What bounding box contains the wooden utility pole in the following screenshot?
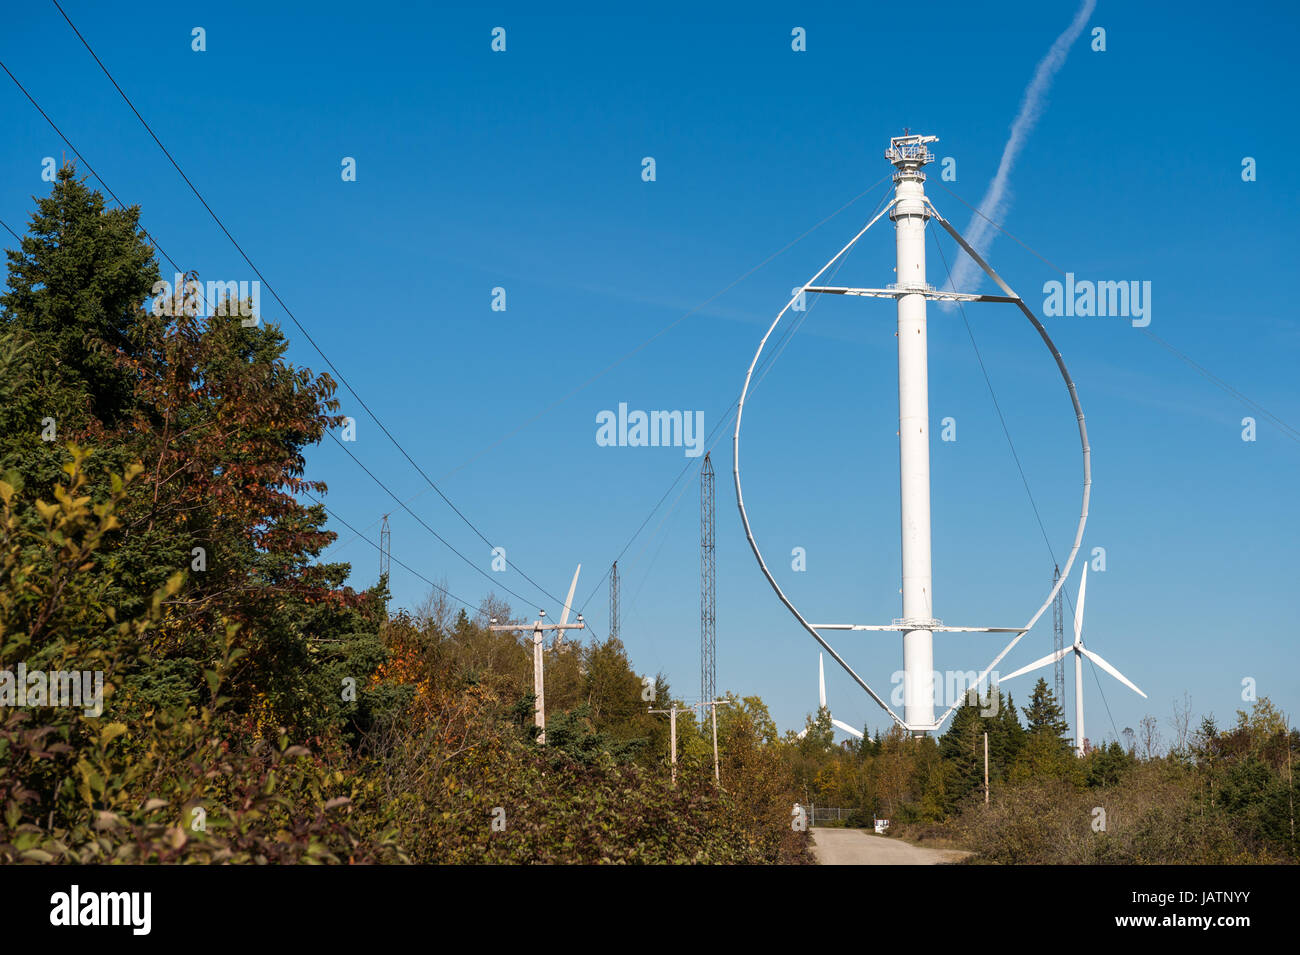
[695,699,733,785]
[983,731,990,806]
[490,610,584,744]
[649,702,688,785]
[1287,715,1295,856]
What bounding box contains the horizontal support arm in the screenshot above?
[810,624,1026,633]
[804,285,1018,304]
[489,622,586,632]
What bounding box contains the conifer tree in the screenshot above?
[1,165,157,433]
[1007,678,1076,781]
[1023,677,1071,743]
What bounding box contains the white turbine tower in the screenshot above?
[733,131,1094,739]
[798,654,865,740]
[1000,564,1145,756]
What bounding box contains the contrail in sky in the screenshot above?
[947,0,1096,293]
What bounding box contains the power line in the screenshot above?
[44,0,916,620]
[0,57,571,621]
[5,196,552,625]
[0,136,618,647]
[301,491,481,613]
[0,83,598,646]
[930,227,1057,561]
[43,3,568,614]
[576,182,892,623]
[317,178,896,564]
[0,282,565,628]
[436,182,900,483]
[0,61,218,319]
[2,204,499,621]
[322,428,543,611]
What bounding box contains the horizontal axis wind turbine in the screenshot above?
[1000,563,1145,756]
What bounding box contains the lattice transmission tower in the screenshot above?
[610,561,620,640]
[1052,564,1065,705]
[701,453,716,706]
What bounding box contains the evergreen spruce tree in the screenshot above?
[994,689,1026,766]
[939,695,985,807]
[0,165,158,495]
[1023,677,1071,742]
[1,164,157,431]
[0,168,386,735]
[1010,677,1076,780]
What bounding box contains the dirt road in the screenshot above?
[810,827,971,865]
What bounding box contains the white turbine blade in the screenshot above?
[819,653,827,710]
[558,564,581,627]
[1073,563,1088,645]
[1079,646,1147,699]
[797,727,809,740]
[1001,646,1071,682]
[831,718,864,739]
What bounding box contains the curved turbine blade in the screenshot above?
[1073,563,1088,645]
[1001,646,1071,682]
[1080,646,1146,698]
[819,653,826,710]
[831,718,865,739]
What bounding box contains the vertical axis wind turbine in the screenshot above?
[731,132,1093,736]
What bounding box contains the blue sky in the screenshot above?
[3,0,1297,745]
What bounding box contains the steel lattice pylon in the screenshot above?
[701,453,716,706]
[610,561,620,640]
[379,514,391,579]
[1053,564,1065,705]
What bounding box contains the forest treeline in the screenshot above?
[791,681,1297,864]
[0,168,807,863]
[1,169,1293,865]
